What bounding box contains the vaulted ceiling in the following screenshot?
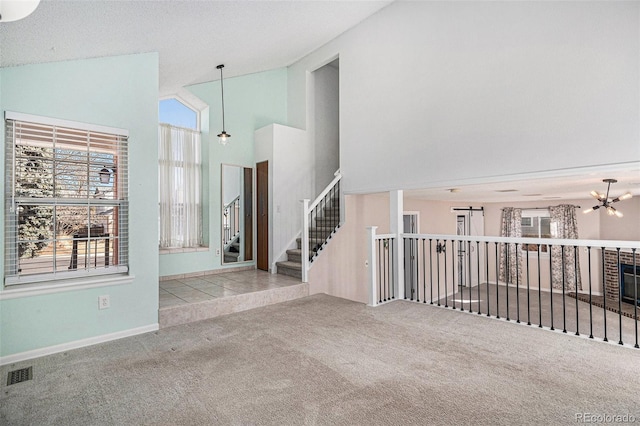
[2,1,638,203]
[0,0,392,96]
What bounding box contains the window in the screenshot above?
[159,98,198,130]
[4,112,129,285]
[158,98,202,249]
[521,209,552,253]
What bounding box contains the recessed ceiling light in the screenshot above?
[523,194,542,197]
[495,189,518,193]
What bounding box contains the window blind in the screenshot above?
[4,113,129,285]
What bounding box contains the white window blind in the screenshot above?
[4,112,129,285]
[158,123,202,248]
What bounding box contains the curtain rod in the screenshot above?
[501,205,581,210]
[451,207,484,212]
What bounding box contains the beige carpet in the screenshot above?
[2,294,640,425]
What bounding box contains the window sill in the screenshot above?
[159,246,209,255]
[0,274,134,300]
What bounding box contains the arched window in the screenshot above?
[159,98,198,130]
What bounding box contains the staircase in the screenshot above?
[223,236,241,263]
[276,190,341,279]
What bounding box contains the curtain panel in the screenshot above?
[159,124,203,248]
[549,205,581,291]
[499,208,522,285]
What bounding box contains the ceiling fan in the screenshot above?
[583,178,632,218]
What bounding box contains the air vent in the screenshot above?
[7,366,32,385]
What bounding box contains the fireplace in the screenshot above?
[621,264,640,306]
[604,250,640,302]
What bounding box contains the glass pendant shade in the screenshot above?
[218,131,230,146]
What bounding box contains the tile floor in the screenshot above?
[159,269,301,309]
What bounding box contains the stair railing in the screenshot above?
[301,170,342,282]
[223,195,240,249]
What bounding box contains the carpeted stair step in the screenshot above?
[314,216,340,226]
[276,261,302,279]
[224,252,239,262]
[296,237,328,250]
[286,249,302,263]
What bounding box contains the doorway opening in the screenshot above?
[453,207,485,288]
[403,213,419,300]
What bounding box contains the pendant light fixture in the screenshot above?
[583,178,632,218]
[216,64,231,146]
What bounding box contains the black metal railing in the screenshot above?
[223,196,240,248]
[376,236,395,304]
[370,232,640,349]
[307,179,340,262]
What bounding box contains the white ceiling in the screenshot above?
[404,166,640,204]
[0,0,391,96]
[2,0,639,204]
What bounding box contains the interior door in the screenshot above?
[256,161,269,271]
[456,209,485,287]
[243,167,253,261]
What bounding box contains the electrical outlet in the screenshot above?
[215,248,221,256]
[98,295,110,310]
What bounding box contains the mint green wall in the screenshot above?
[0,53,159,357]
[159,68,287,277]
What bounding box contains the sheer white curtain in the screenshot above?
[159,124,202,248]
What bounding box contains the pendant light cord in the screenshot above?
[219,65,226,132]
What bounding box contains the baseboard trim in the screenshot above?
[0,323,159,366]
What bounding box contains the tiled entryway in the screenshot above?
[159,269,308,328]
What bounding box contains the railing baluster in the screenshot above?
[506,242,510,321]
[437,239,441,306]
[386,239,390,302]
[588,247,593,339]
[444,240,449,308]
[477,241,481,315]
[390,238,395,300]
[562,245,567,334]
[416,238,420,302]
[617,248,623,345]
[385,239,389,302]
[574,246,579,336]
[422,238,426,304]
[451,239,456,310]
[633,248,638,349]
[538,244,542,328]
[516,243,520,323]
[378,239,382,304]
[526,246,531,326]
[495,243,500,319]
[549,245,554,331]
[429,239,433,304]
[486,242,490,317]
[602,247,608,342]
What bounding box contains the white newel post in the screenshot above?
[390,190,404,300]
[367,226,378,306]
[301,199,310,283]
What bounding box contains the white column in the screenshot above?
[301,199,310,283]
[390,190,404,300]
[367,226,378,306]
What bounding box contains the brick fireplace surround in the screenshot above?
[604,249,640,301]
